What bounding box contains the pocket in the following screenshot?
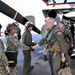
[65,43,70,51]
[5,51,17,67]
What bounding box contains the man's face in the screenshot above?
[59,23,64,29]
[45,19,53,29]
[28,26,33,31]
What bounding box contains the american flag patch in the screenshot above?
[57,32,62,35]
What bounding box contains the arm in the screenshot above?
[32,38,46,49]
[55,32,66,62]
[2,49,10,73]
[66,29,74,47]
[55,32,67,53]
[25,32,32,46]
[9,35,30,51]
[0,39,10,73]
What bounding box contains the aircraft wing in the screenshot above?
[0,1,41,34]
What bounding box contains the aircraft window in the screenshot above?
[42,0,75,4]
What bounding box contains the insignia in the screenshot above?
[57,32,62,35]
[14,33,17,36]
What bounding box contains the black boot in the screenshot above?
[44,55,48,61]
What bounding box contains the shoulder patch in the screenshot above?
[14,33,17,36]
[57,32,62,35]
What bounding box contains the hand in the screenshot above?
[71,43,74,47]
[5,66,10,74]
[30,47,35,51]
[32,44,39,49]
[61,56,66,62]
[32,42,36,45]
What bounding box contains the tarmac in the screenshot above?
[17,34,75,75]
[17,49,75,75]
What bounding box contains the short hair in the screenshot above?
[6,24,15,33]
[45,17,55,24]
[59,21,64,25]
[26,23,33,28]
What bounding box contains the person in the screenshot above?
[22,22,36,75]
[0,24,2,36]
[58,22,74,65]
[58,22,74,47]
[70,24,74,40]
[0,39,10,75]
[12,22,21,41]
[32,17,69,75]
[41,24,49,61]
[5,24,30,75]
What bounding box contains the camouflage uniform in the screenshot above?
[0,39,9,75]
[6,34,30,75]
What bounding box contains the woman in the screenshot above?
[5,23,30,75]
[0,39,10,75]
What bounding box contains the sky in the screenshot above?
[0,0,75,35]
[0,0,46,35]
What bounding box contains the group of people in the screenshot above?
[0,22,34,75]
[0,16,74,75]
[32,17,74,75]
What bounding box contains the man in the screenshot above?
[33,17,68,75]
[58,22,74,65]
[0,39,10,75]
[22,22,36,75]
[41,24,49,61]
[70,24,74,40]
[5,24,30,75]
[58,22,74,47]
[0,24,2,36]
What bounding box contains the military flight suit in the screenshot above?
[38,25,68,75]
[41,24,48,37]
[0,39,9,75]
[6,34,30,75]
[62,27,74,65]
[22,28,35,75]
[63,27,73,44]
[41,24,49,61]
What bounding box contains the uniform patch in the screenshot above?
[57,32,62,35]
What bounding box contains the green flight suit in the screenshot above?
[38,25,69,75]
[41,24,49,60]
[41,24,48,37]
[22,29,34,75]
[62,27,73,65]
[0,39,9,75]
[6,34,30,75]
